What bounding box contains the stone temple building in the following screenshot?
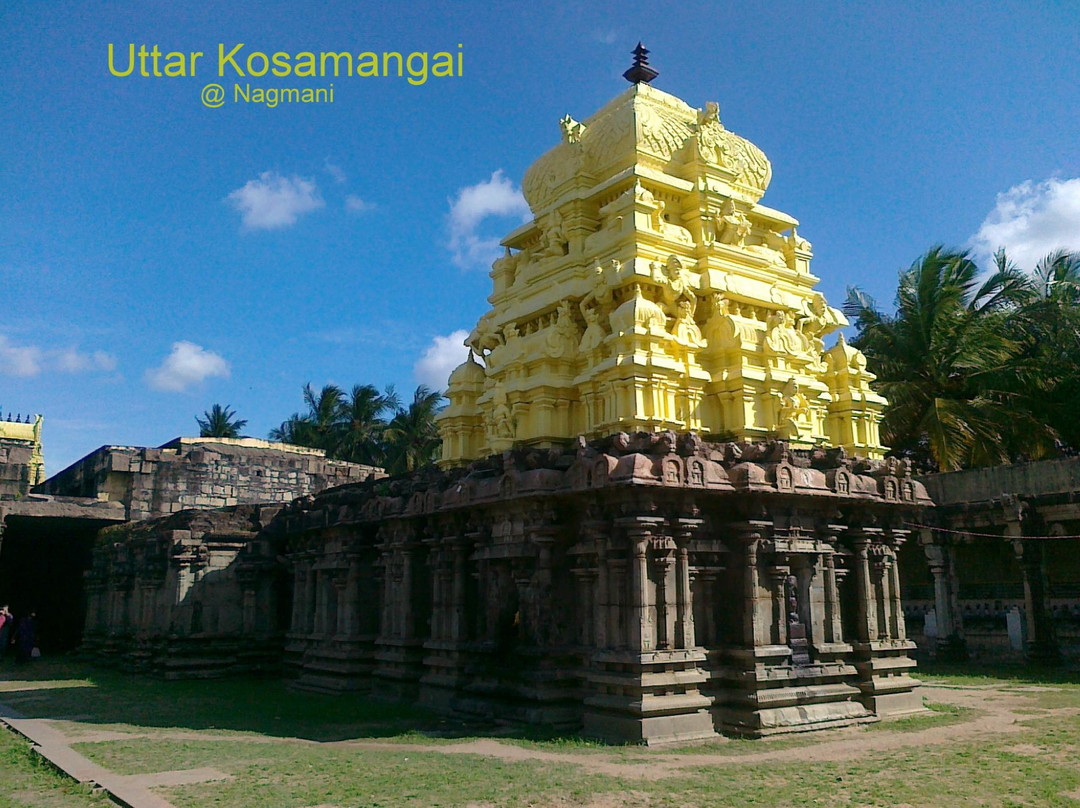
[277,51,931,744]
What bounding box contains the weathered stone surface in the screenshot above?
[36,437,385,522]
[272,434,930,743]
[904,457,1080,664]
[82,505,283,677]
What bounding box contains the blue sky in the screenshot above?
[3,1,1079,474]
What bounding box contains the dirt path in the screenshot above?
[337,685,1073,779]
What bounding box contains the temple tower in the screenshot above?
[440,58,886,466]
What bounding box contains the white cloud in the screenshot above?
[970,177,1080,269]
[145,341,230,392]
[447,170,530,270]
[594,29,619,45]
[225,171,324,230]
[345,194,374,214]
[55,348,117,373]
[324,160,347,184]
[414,330,470,392]
[0,336,117,378]
[0,336,43,377]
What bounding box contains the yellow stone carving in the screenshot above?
[0,414,45,485]
[439,82,886,465]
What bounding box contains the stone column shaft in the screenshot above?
[854,538,878,643]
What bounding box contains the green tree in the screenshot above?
[383,386,444,475]
[1007,249,1080,451]
[196,404,247,439]
[845,246,1054,471]
[338,384,401,466]
[269,383,345,452]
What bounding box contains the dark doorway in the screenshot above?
[0,515,112,653]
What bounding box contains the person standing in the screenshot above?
[0,606,11,659]
[14,611,35,663]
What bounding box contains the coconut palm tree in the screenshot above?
[338,384,401,466]
[269,383,346,453]
[845,246,1054,471]
[196,404,247,439]
[383,386,444,475]
[1006,249,1080,451]
[301,383,347,453]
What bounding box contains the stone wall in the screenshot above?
[36,437,385,521]
[0,438,37,499]
[905,458,1080,663]
[274,433,932,744]
[82,505,284,677]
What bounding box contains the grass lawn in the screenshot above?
[0,719,109,808]
[0,657,1078,807]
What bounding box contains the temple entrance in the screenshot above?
[0,514,117,653]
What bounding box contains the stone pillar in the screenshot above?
[621,517,664,652]
[607,557,626,649]
[654,549,674,650]
[872,555,890,640]
[594,548,609,649]
[676,546,694,649]
[824,552,843,644]
[852,535,878,643]
[740,524,770,648]
[290,564,306,633]
[921,532,964,657]
[888,538,908,641]
[344,555,361,637]
[572,563,595,647]
[531,527,557,647]
[449,541,469,642]
[333,572,348,636]
[304,563,317,634]
[673,519,699,650]
[1011,532,1060,664]
[400,545,415,639]
[767,565,790,645]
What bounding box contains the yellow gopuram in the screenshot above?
[439,58,886,466]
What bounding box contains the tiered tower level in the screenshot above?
[440,81,885,465]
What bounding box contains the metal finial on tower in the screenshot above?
[623,42,658,85]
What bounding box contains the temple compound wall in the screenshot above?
[900,457,1080,664]
[36,437,384,521]
[82,505,284,677]
[277,434,930,743]
[1,438,381,654]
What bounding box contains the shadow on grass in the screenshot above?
[0,656,523,743]
[918,660,1080,687]
[7,655,1075,749]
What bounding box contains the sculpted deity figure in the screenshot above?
[578,259,621,322]
[544,301,581,358]
[466,311,502,357]
[492,247,521,286]
[578,306,606,353]
[799,292,845,342]
[672,297,704,348]
[488,387,514,440]
[653,254,697,318]
[719,199,752,246]
[778,379,812,438]
[765,310,811,357]
[541,210,568,257]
